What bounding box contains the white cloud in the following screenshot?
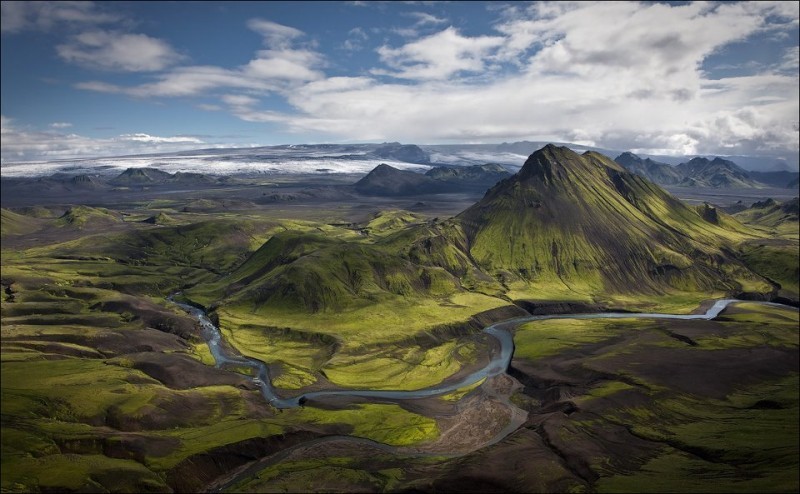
[375,27,504,80]
[1,115,13,134]
[1,1,119,33]
[0,117,211,162]
[342,27,368,51]
[117,133,204,144]
[247,18,304,48]
[404,11,447,26]
[221,94,260,107]
[777,46,799,71]
[196,103,222,111]
[267,1,794,161]
[24,3,800,165]
[49,122,73,128]
[75,19,322,97]
[244,49,324,81]
[57,30,184,72]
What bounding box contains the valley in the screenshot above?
[1,145,798,493]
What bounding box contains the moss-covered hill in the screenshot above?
[455,145,765,297]
[190,145,776,330]
[734,197,799,239]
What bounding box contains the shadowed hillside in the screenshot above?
[196,145,773,323]
[454,145,763,296]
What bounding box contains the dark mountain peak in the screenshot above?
[113,167,172,184]
[518,144,582,182]
[354,163,435,196]
[616,151,641,163]
[686,157,711,166]
[67,174,105,189]
[751,198,777,209]
[369,163,400,176]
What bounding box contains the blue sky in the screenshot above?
[1,1,798,166]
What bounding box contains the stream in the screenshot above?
[169,297,769,409]
[168,296,796,492]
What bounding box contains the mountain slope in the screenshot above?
[354,164,439,196]
[614,152,683,185]
[425,164,510,184]
[748,171,800,188]
[734,197,799,238]
[111,167,173,185]
[197,145,775,329]
[676,157,763,188]
[455,145,762,296]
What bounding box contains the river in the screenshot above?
[170,297,786,409]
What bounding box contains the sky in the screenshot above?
[1,1,798,168]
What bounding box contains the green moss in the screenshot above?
[288,403,438,446]
[230,457,388,493]
[514,318,643,361]
[575,381,635,404]
[440,377,485,401]
[1,454,167,493]
[738,241,799,297]
[322,340,465,391]
[600,374,799,493]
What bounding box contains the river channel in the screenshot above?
[170,297,776,409]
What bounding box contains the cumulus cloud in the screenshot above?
[11,3,799,165]
[57,30,185,72]
[272,1,795,161]
[75,19,322,97]
[375,27,504,80]
[49,122,73,128]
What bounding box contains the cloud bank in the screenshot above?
[2,1,798,164]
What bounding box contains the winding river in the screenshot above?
[170,297,784,410]
[168,296,798,492]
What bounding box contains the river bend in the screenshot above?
[170,297,782,409]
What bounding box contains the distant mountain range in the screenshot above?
[3,139,796,180]
[614,152,799,189]
[200,144,781,317]
[354,163,511,196]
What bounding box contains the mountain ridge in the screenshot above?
[195,144,773,318]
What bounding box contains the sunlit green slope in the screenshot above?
[454,144,765,297]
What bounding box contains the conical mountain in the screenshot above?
[456,145,760,294]
[195,145,773,319]
[354,164,438,196]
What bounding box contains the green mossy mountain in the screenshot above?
[1,208,43,236]
[734,197,799,238]
[197,145,772,318]
[453,145,762,295]
[57,205,121,229]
